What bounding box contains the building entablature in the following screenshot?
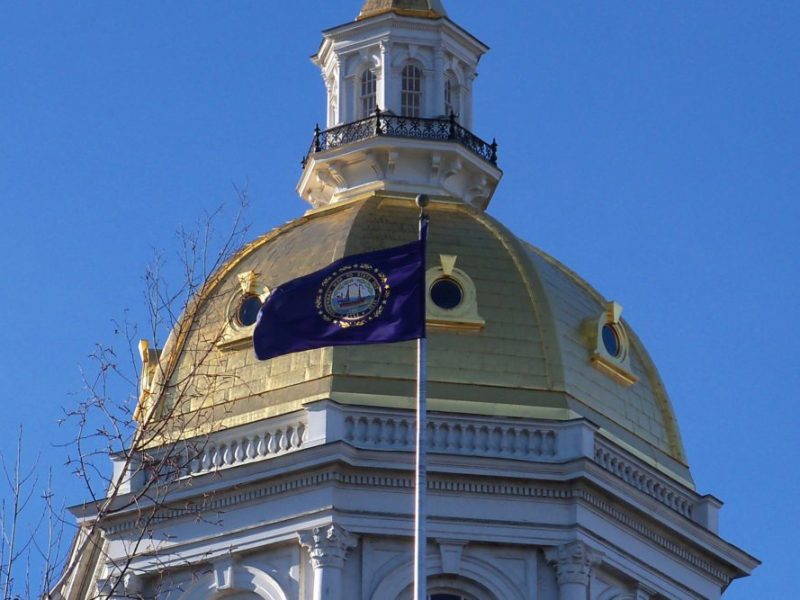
[80,402,756,590]
[83,469,755,600]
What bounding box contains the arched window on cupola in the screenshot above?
[360,69,377,118]
[444,73,460,119]
[401,64,423,117]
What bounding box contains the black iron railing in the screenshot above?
[302,109,498,168]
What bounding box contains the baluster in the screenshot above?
[385,419,396,447]
[500,427,517,454]
[450,424,461,452]
[477,426,488,452]
[290,426,301,449]
[532,431,542,455]
[356,417,368,444]
[279,429,290,452]
[519,429,530,456]
[545,431,556,456]
[223,444,234,466]
[398,419,409,447]
[463,425,475,452]
[212,446,223,468]
[234,439,245,463]
[256,433,267,457]
[488,427,501,453]
[371,418,383,445]
[200,448,212,471]
[432,423,443,450]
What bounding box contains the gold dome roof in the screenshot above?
[144,194,690,485]
[358,0,447,20]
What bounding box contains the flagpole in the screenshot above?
[414,194,430,600]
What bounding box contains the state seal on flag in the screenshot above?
[316,263,390,328]
[254,237,424,361]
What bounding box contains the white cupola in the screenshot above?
[297,0,503,210]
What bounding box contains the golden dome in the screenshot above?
[357,0,447,20]
[142,194,690,486]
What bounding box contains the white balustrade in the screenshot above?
[343,414,559,460]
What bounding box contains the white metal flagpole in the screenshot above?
[414,194,430,600]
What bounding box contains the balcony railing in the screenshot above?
[302,109,498,168]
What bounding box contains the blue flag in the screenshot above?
[253,235,426,361]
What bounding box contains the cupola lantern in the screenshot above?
[297,0,503,210]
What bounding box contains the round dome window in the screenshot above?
[602,324,621,357]
[430,277,463,310]
[236,294,263,327]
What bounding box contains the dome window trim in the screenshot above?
[584,301,638,387]
[425,254,484,331]
[217,270,271,351]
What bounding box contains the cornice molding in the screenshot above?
[102,467,734,584]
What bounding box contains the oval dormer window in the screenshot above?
[236,294,263,327]
[430,277,463,310]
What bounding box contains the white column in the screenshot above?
[324,74,337,128]
[384,44,398,114]
[433,49,445,115]
[378,42,390,111]
[463,68,476,129]
[334,58,348,124]
[545,541,602,600]
[299,523,357,600]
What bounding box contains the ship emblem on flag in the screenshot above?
[253,230,427,361]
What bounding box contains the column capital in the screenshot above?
[299,523,358,570]
[544,540,603,586]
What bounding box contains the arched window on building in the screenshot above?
[401,64,422,117]
[444,74,460,118]
[394,573,498,600]
[361,70,377,118]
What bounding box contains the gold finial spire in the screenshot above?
[357,0,447,20]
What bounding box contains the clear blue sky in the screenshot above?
[1,2,797,598]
